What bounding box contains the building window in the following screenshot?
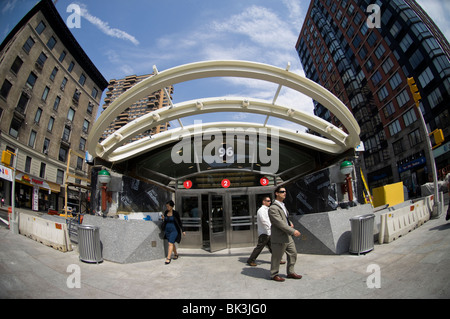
[87,102,93,114]
[10,56,23,74]
[396,89,410,108]
[371,71,382,86]
[22,37,35,54]
[392,139,404,155]
[382,101,395,118]
[26,72,38,89]
[408,129,422,146]
[79,137,86,151]
[58,50,66,63]
[53,96,61,111]
[50,67,58,81]
[56,169,64,184]
[16,93,29,113]
[374,43,386,60]
[91,87,98,99]
[79,74,86,86]
[68,61,75,73]
[390,21,402,38]
[36,52,48,69]
[399,33,413,52]
[76,157,83,170]
[403,108,417,127]
[25,156,32,173]
[382,57,394,74]
[35,21,46,34]
[62,126,71,142]
[34,108,42,124]
[29,130,37,148]
[82,119,90,133]
[41,86,50,101]
[433,55,450,77]
[388,119,402,137]
[72,89,81,103]
[418,67,434,88]
[428,87,443,108]
[409,49,424,70]
[0,79,12,99]
[39,162,46,179]
[47,117,54,132]
[43,138,50,154]
[60,77,68,91]
[367,32,378,47]
[389,72,402,91]
[9,118,21,138]
[67,108,75,121]
[46,36,57,50]
[58,147,68,162]
[377,86,389,102]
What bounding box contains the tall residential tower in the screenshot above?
[296,0,450,195]
[101,74,173,142]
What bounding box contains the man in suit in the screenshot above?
[268,186,302,282]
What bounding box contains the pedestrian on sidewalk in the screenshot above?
[161,200,185,264]
[268,186,302,282]
[247,196,286,266]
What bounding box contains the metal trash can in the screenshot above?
[349,213,375,255]
[77,224,102,264]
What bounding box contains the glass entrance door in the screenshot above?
[230,194,255,247]
[177,188,274,252]
[203,194,227,252]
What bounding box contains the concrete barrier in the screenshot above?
[379,195,432,244]
[18,212,72,252]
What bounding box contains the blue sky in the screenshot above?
[1,0,450,131]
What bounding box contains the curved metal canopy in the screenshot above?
[88,60,360,163]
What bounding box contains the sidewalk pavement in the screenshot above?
[0,204,449,299]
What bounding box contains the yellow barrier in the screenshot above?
[372,182,405,208]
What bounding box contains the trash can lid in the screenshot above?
[77,224,99,230]
[350,213,375,220]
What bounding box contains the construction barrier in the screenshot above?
[372,182,405,208]
[379,195,433,244]
[18,213,72,252]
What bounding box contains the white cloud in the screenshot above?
[212,5,297,51]
[1,0,18,14]
[99,1,315,119]
[77,3,139,46]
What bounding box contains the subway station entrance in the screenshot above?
[178,188,273,252]
[88,61,361,254]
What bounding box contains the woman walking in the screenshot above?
[161,200,185,264]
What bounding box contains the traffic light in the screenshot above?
[1,150,11,166]
[407,77,421,107]
[430,129,445,149]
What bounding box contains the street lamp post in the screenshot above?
[98,169,111,213]
[340,160,354,204]
[407,77,441,218]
